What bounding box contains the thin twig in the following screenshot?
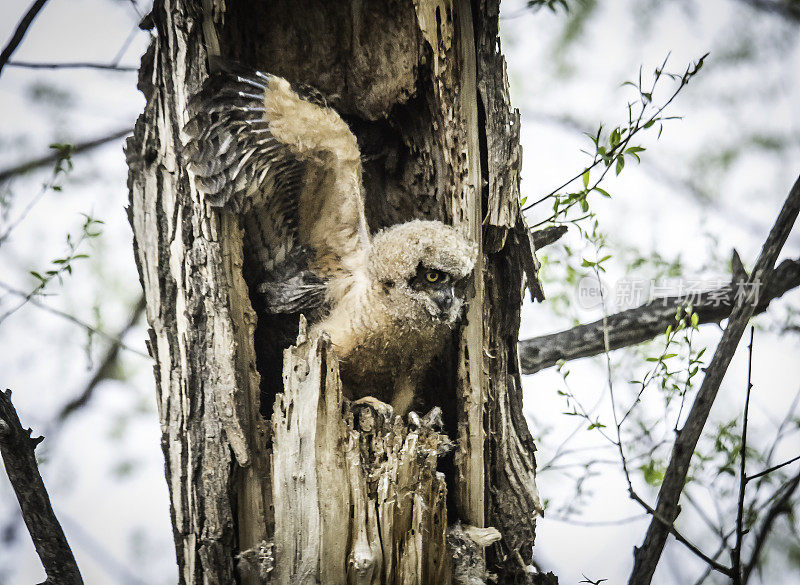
[628,490,733,577]
[0,282,149,358]
[596,250,732,576]
[0,0,50,77]
[746,454,800,482]
[683,490,726,542]
[523,54,705,222]
[0,127,132,183]
[6,61,138,72]
[0,180,50,246]
[57,296,148,420]
[0,389,84,584]
[742,469,800,584]
[549,514,647,527]
[765,384,800,465]
[628,174,800,585]
[691,470,800,585]
[732,327,755,584]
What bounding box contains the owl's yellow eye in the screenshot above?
[425,270,440,283]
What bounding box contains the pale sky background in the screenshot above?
[0,1,798,584]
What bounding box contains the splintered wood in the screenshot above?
[271,320,452,585]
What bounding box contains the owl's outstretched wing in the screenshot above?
[183,60,370,313]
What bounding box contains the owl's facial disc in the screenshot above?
[409,266,462,323]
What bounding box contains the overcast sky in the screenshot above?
[0,1,798,584]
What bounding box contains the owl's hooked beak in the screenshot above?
[431,285,457,320]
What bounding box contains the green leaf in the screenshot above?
[640,461,665,486]
[625,146,644,163]
[691,313,699,327]
[615,155,625,175]
[594,187,611,198]
[582,169,590,188]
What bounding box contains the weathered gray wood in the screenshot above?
[127,3,261,583]
[474,2,545,579]
[272,321,454,584]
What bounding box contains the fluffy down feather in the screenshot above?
[184,61,478,415]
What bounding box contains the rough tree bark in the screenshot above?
[127,0,544,583]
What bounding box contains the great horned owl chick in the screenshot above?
[184,60,477,415]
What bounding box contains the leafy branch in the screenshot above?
[0,142,76,248]
[522,53,708,229]
[0,213,104,326]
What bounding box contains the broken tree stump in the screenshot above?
[271,319,459,584]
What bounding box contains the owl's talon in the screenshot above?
[421,406,444,431]
[408,407,444,432]
[353,396,394,421]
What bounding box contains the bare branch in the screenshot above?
[732,327,755,584]
[519,257,800,374]
[0,282,149,358]
[746,453,800,482]
[57,296,147,420]
[742,469,800,584]
[6,61,138,71]
[0,0,50,77]
[628,174,800,585]
[0,127,132,184]
[628,489,733,577]
[0,389,83,585]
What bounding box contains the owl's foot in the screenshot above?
[408,407,453,455]
[408,406,444,432]
[353,395,394,417]
[352,396,395,432]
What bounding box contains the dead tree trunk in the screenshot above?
[127,0,544,583]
